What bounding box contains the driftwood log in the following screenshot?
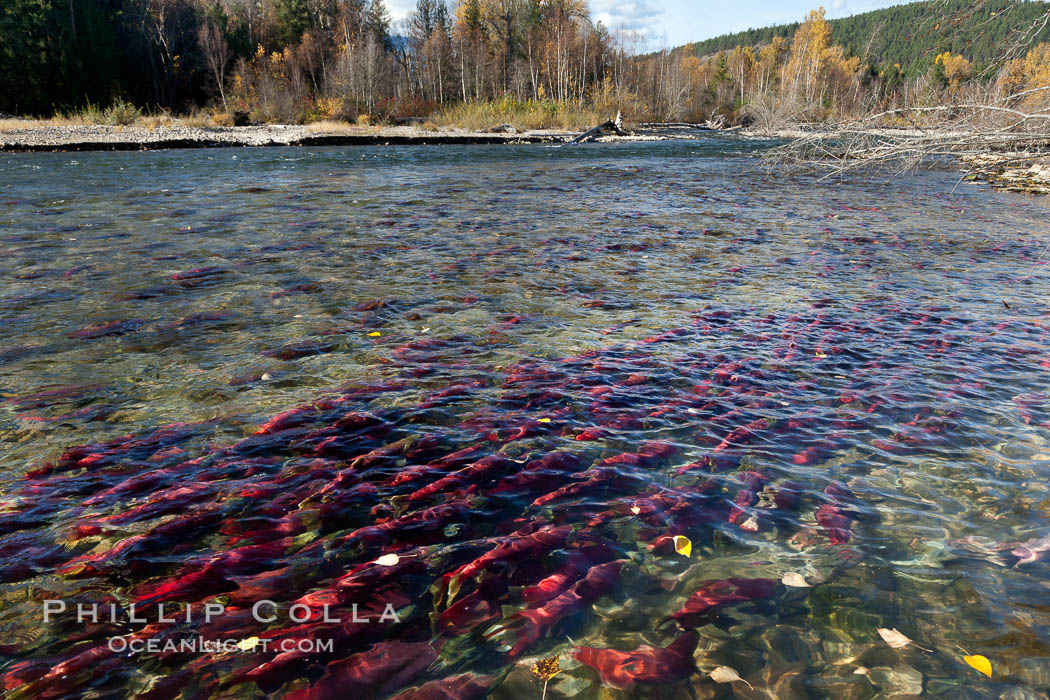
[568,112,626,144]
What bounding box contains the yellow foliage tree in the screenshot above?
[1020,42,1050,110]
[997,57,1026,97]
[755,35,787,94]
[934,51,972,92]
[727,45,755,103]
[820,45,863,114]
[783,7,832,105]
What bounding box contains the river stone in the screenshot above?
[867,665,924,696]
[925,677,975,697]
[1000,687,1050,700]
[1016,658,1050,689]
[760,626,824,666]
[549,673,593,698]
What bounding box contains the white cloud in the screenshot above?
[386,0,416,23]
[832,0,846,8]
[385,0,665,38]
[590,0,664,36]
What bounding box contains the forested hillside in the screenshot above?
[678,0,1050,76]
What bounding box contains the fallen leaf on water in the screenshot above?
[537,418,552,423]
[630,505,641,515]
[964,654,992,678]
[782,572,811,588]
[531,655,560,681]
[877,628,911,649]
[672,535,692,557]
[446,574,463,605]
[367,331,382,337]
[374,553,400,566]
[876,627,930,651]
[710,666,753,690]
[815,352,828,358]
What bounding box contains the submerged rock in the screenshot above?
[866,665,924,696]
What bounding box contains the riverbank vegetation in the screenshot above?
[1,1,1049,134]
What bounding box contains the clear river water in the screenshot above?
[1,139,1049,699]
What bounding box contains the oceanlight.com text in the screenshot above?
[107,636,334,655]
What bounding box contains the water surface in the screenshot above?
[1,139,1049,698]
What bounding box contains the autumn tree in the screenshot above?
[999,42,1050,111]
[199,20,232,109]
[754,35,787,95]
[783,7,831,106]
[933,51,972,92]
[726,45,754,104]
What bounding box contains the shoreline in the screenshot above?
[960,152,1050,195]
[0,123,692,152]
[0,124,566,151]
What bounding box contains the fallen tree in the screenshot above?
[763,87,1050,181]
[568,112,626,144]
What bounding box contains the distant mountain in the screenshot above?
[674,0,1050,76]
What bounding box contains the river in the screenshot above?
[1,139,1049,698]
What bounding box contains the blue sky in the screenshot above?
[589,0,915,47]
[387,0,914,50]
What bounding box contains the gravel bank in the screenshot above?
[0,124,574,151]
[961,153,1050,195]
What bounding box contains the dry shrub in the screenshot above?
[305,121,365,133]
[430,97,629,132]
[103,99,141,126]
[0,118,52,129]
[135,114,174,130]
[179,112,214,128]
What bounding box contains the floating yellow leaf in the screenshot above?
[964,654,992,677]
[367,331,382,337]
[630,505,641,515]
[446,573,463,606]
[374,553,399,566]
[531,655,560,681]
[537,418,552,423]
[672,535,692,557]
